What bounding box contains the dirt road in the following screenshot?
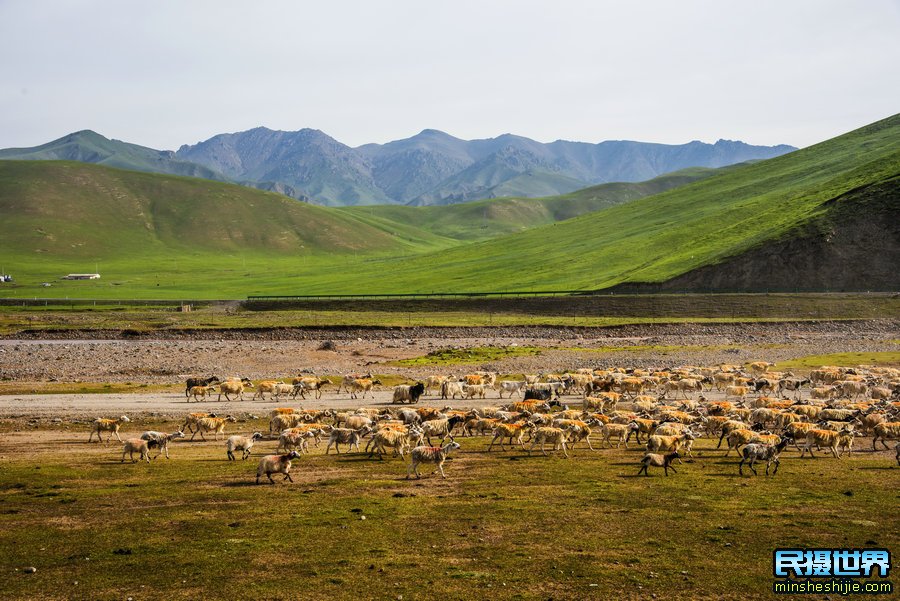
[0,389,451,420]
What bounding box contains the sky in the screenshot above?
[1,0,898,151]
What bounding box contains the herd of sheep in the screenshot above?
[89,361,900,482]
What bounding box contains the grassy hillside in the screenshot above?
[342,167,721,242]
[0,113,896,298]
[314,113,900,293]
[0,161,458,258]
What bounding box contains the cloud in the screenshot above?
[1,0,898,150]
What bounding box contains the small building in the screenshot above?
[62,273,101,280]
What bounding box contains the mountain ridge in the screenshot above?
[1,127,796,206]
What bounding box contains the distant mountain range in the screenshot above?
[0,128,796,206]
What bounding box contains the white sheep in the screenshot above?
[256,451,302,484]
[226,432,264,460]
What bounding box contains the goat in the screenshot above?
[527,426,573,458]
[406,442,461,479]
[89,415,130,443]
[739,438,790,476]
[185,376,220,397]
[139,430,185,459]
[336,373,373,394]
[551,419,596,451]
[181,412,215,434]
[638,451,680,476]
[190,415,237,441]
[646,432,695,455]
[271,383,296,399]
[252,380,280,401]
[463,384,488,400]
[423,375,449,397]
[601,422,638,448]
[348,378,382,400]
[269,412,305,434]
[291,376,332,400]
[723,428,755,457]
[392,382,426,404]
[188,385,216,401]
[487,422,528,451]
[800,428,855,458]
[872,422,900,450]
[497,380,526,399]
[217,378,253,402]
[421,415,463,446]
[325,426,371,454]
[441,380,465,400]
[626,418,659,444]
[368,427,423,459]
[464,417,501,437]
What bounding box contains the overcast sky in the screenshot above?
[1,0,898,151]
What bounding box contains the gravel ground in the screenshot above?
[0,319,896,420]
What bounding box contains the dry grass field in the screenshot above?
[0,414,898,600]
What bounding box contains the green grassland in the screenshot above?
[0,114,897,299]
[0,426,897,600]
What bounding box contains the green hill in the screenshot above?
[306,114,899,294]
[0,161,460,297]
[341,166,722,242]
[0,160,457,258]
[0,113,896,299]
[319,114,897,293]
